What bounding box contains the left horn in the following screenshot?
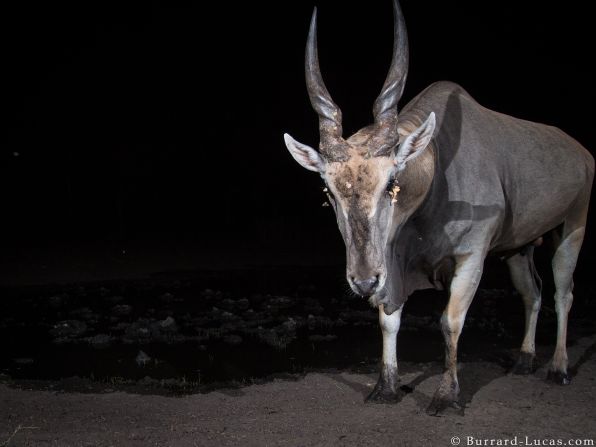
[372,0,409,153]
[305,7,348,159]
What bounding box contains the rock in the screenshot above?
[303,297,324,315]
[210,307,222,319]
[201,289,222,299]
[307,314,334,330]
[223,334,243,346]
[249,294,266,307]
[125,319,155,340]
[336,318,347,327]
[13,358,34,365]
[88,334,113,349]
[50,320,87,338]
[108,295,125,304]
[191,316,210,328]
[159,292,174,302]
[221,311,237,322]
[159,316,178,332]
[220,298,236,311]
[110,322,129,332]
[135,351,152,367]
[258,330,285,349]
[266,296,294,311]
[111,304,133,316]
[243,309,258,320]
[47,295,66,308]
[219,297,250,312]
[282,318,297,332]
[236,298,250,311]
[257,323,297,350]
[139,375,157,386]
[161,378,180,388]
[69,307,96,321]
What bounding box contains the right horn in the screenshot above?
[372,0,409,153]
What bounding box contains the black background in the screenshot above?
[3,1,594,284]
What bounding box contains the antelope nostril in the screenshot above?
[352,275,380,296]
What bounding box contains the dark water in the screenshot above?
[1,266,594,394]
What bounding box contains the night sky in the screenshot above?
[3,1,594,284]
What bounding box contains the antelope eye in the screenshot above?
[386,177,401,204]
[386,177,396,192]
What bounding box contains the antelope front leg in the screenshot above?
[366,304,403,403]
[427,254,484,415]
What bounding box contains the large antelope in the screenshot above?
[283,0,593,413]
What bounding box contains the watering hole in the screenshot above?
[1,266,594,395]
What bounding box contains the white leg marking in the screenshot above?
[379,305,402,370]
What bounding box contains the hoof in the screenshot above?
[366,379,403,403]
[512,352,535,375]
[365,377,402,404]
[426,396,461,416]
[366,387,400,404]
[366,366,401,404]
[547,370,571,385]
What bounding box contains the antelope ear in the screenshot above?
[284,133,326,173]
[394,112,436,169]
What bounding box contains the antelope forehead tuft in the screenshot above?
[328,156,392,202]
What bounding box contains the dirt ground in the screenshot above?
[1,334,595,447]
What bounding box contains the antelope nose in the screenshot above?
[352,276,380,296]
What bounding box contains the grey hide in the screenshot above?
[283,0,594,414]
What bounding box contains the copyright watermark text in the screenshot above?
[450,436,594,446]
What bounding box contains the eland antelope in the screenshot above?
[283,0,594,413]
